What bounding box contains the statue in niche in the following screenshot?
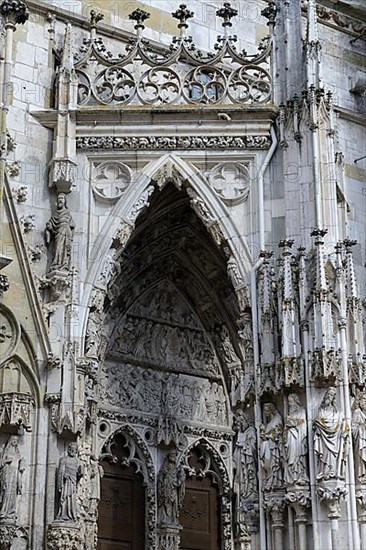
[89,454,103,518]
[56,442,84,522]
[0,436,25,521]
[157,449,186,528]
[283,394,309,486]
[313,387,348,482]
[218,325,241,366]
[233,410,258,501]
[352,391,366,484]
[260,403,283,491]
[45,193,75,272]
[227,256,244,288]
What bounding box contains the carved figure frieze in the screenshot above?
[260,403,284,492]
[98,363,228,428]
[45,193,75,273]
[0,436,25,522]
[157,450,186,528]
[109,311,220,377]
[283,394,309,486]
[76,135,271,151]
[313,387,348,482]
[55,443,84,523]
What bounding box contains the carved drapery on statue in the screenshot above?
[313,387,348,482]
[0,436,24,522]
[233,410,258,500]
[283,394,309,486]
[56,443,83,523]
[157,450,186,528]
[352,391,366,484]
[45,193,75,273]
[260,403,283,492]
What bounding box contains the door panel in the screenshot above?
[97,463,145,550]
[180,476,220,550]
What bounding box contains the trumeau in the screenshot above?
[0,1,365,549]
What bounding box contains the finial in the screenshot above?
[216,2,238,28]
[311,228,328,245]
[0,0,29,27]
[172,4,194,33]
[90,10,104,28]
[261,1,277,27]
[129,8,150,31]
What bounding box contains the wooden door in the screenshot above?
[180,476,221,550]
[97,461,145,550]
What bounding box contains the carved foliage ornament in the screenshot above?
[77,135,271,151]
[0,0,29,26]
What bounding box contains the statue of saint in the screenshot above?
[157,449,185,528]
[0,436,25,521]
[233,411,258,500]
[45,193,75,272]
[56,442,83,522]
[284,394,309,486]
[89,455,103,518]
[352,391,366,484]
[313,387,348,482]
[260,402,283,491]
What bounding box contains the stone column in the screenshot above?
[286,489,311,550]
[265,492,286,550]
[356,488,366,550]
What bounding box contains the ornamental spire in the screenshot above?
[129,8,150,39]
[172,4,194,38]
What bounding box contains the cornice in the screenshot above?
[302,0,366,38]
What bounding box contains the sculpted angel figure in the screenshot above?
[233,410,258,500]
[313,387,348,482]
[352,391,366,483]
[284,394,309,486]
[260,402,283,491]
[157,449,186,528]
[56,442,83,522]
[0,436,25,521]
[45,193,75,272]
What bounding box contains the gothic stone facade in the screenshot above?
[0,0,365,549]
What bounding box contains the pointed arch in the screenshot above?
[81,153,253,331]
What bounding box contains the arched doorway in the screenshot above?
[97,433,145,550]
[88,183,249,548]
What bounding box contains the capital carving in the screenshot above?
[0,0,29,27]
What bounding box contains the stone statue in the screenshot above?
[260,403,283,491]
[45,193,75,272]
[352,391,366,484]
[233,410,258,500]
[56,442,83,522]
[0,436,24,521]
[313,387,348,482]
[89,455,103,518]
[157,449,185,528]
[283,394,309,486]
